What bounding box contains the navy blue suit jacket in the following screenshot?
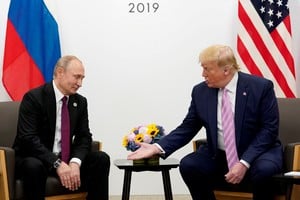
[158,72,282,166]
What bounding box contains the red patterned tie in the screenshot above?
[221,89,239,170]
[61,96,70,162]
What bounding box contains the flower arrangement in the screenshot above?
[122,123,165,152]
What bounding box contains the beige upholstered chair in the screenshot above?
[0,101,101,200]
[193,98,300,200]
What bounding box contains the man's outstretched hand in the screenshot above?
[127,142,160,160]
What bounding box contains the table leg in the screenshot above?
[161,169,173,200]
[286,183,293,200]
[122,170,132,200]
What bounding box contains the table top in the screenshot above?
[273,173,300,184]
[114,157,179,172]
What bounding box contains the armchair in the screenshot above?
[0,101,102,200]
[193,98,300,200]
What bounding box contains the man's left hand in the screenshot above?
[224,162,248,184]
[69,162,81,191]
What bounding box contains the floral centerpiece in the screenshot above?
[122,123,165,152]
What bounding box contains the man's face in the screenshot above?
[201,61,226,88]
[57,60,85,95]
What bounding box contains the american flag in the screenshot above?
[237,0,296,97]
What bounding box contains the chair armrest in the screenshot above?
[284,143,300,171]
[193,139,207,152]
[0,147,15,200]
[91,141,102,151]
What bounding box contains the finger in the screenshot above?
[62,176,72,188]
[61,176,68,186]
[75,178,81,188]
[71,178,80,190]
[66,178,72,188]
[71,178,81,191]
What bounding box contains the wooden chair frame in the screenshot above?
[0,137,102,200]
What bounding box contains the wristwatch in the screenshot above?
[53,158,62,169]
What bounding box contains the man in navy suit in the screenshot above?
[13,55,110,200]
[128,45,283,200]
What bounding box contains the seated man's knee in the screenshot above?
[180,155,198,175]
[250,159,281,182]
[86,151,110,171]
[22,157,47,175]
[96,151,110,166]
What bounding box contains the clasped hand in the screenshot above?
[225,162,247,184]
[57,161,81,191]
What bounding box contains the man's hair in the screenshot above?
[53,55,82,77]
[199,44,240,70]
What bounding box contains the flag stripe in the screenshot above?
[271,28,294,76]
[237,0,296,98]
[3,20,44,101]
[237,36,263,76]
[274,18,295,75]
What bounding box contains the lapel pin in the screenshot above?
[73,102,77,107]
[243,92,247,96]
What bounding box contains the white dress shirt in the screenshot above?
[217,73,249,168]
[52,81,81,166]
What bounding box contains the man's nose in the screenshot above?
[77,79,83,87]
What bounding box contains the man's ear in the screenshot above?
[223,66,229,75]
[56,66,64,76]
[223,65,232,75]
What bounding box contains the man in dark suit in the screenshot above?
[128,45,283,200]
[13,55,110,200]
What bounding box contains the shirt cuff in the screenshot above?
[70,158,82,167]
[153,143,166,156]
[240,159,250,168]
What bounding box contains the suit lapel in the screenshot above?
[44,83,57,140]
[208,88,219,151]
[235,72,248,147]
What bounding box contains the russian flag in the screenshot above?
[2,0,61,101]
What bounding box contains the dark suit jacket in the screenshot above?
[158,72,282,166]
[13,82,92,169]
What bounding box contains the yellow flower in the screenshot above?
[122,135,128,147]
[134,133,144,143]
[147,123,159,138]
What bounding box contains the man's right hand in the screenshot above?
[57,161,78,191]
[127,142,161,160]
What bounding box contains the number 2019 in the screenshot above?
[128,3,159,13]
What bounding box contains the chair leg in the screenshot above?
[0,150,10,200]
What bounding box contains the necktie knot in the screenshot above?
[222,88,229,102]
[62,96,68,104]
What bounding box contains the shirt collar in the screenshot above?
[52,80,67,103]
[224,72,238,93]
